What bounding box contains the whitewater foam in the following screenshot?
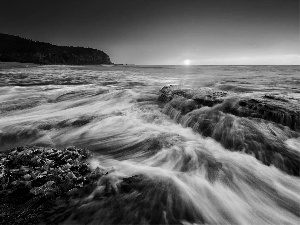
[0,64,299,224]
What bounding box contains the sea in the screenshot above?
[0,63,299,224]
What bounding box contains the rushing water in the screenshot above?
[0,64,299,224]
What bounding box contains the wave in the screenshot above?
[0,65,299,224]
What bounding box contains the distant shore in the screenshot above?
[0,33,112,65]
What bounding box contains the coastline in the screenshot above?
[0,146,109,224]
[0,64,299,224]
[158,85,300,176]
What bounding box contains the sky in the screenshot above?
[0,0,299,65]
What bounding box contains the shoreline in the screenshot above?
[158,85,300,176]
[0,146,111,224]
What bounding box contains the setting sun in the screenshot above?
[184,59,191,65]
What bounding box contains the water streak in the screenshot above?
[0,64,299,224]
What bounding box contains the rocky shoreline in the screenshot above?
[0,146,108,224]
[159,86,300,131]
[0,146,192,225]
[158,85,300,176]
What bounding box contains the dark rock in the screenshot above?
[31,175,47,187]
[30,181,56,196]
[0,145,105,224]
[23,174,31,181]
[159,85,300,131]
[158,86,300,176]
[67,188,79,197]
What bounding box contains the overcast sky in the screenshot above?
[0,0,299,65]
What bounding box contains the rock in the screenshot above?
[25,181,32,188]
[10,180,19,186]
[88,167,103,180]
[59,178,73,192]
[67,188,79,197]
[31,175,47,187]
[0,145,107,224]
[23,174,31,181]
[158,85,300,131]
[30,157,39,166]
[30,181,56,196]
[63,163,71,170]
[158,86,300,176]
[67,171,76,180]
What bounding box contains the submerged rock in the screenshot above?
[60,174,206,225]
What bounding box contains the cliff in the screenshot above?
[0,33,112,65]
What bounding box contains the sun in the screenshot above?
[184,59,191,65]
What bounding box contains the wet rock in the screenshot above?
[159,85,300,176]
[67,188,79,197]
[30,181,56,196]
[0,145,106,224]
[159,85,300,131]
[62,163,72,170]
[59,178,74,192]
[31,175,47,187]
[23,174,31,181]
[67,171,77,180]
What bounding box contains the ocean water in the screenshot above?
[0,64,299,224]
